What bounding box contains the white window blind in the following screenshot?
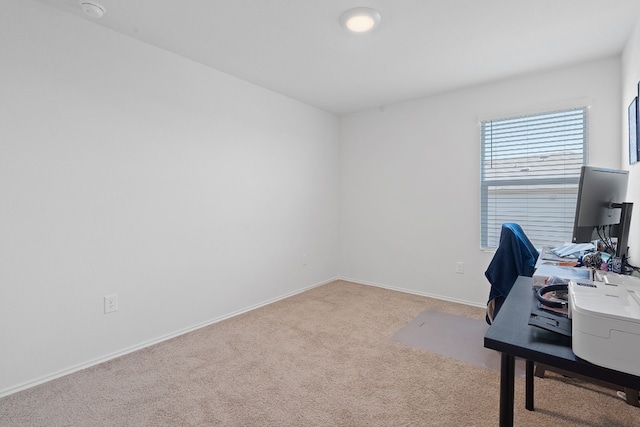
[480,107,587,249]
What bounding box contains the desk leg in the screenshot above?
[623,388,639,407]
[499,352,515,427]
[525,360,534,411]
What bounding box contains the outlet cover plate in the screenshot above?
[104,294,118,314]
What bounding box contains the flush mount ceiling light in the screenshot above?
[340,7,381,33]
[80,2,106,19]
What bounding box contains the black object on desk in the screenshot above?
[528,304,571,337]
[484,276,640,427]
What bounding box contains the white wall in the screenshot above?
[0,0,339,396]
[622,15,640,268]
[339,58,622,306]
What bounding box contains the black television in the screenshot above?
[572,166,633,263]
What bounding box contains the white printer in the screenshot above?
[568,274,640,376]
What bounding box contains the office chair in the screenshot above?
[485,223,539,324]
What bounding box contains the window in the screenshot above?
[480,107,587,249]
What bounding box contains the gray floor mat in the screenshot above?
[393,309,526,377]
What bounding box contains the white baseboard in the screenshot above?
[337,276,486,309]
[0,277,338,399]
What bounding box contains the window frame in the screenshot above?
[480,107,588,250]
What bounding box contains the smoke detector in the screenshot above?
[80,2,105,18]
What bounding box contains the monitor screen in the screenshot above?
[572,166,631,259]
[574,166,628,228]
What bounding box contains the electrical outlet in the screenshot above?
[302,254,308,266]
[104,294,118,314]
[455,262,464,274]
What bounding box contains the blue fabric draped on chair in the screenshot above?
[485,223,539,324]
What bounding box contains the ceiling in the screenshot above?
[34,0,640,115]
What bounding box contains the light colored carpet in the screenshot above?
[1,280,638,426]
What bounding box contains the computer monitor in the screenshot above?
[572,166,633,262]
